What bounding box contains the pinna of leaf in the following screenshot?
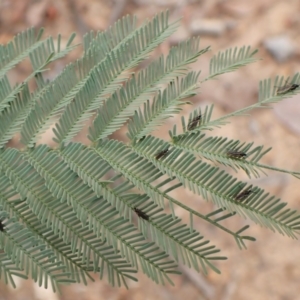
[226,149,248,159]
[187,114,202,131]
[133,207,149,221]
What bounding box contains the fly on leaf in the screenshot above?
[187,114,202,131]
[155,148,169,160]
[138,136,146,143]
[276,83,299,95]
[235,188,255,201]
[226,150,247,159]
[0,220,5,232]
[134,207,149,221]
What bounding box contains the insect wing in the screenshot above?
[235,189,253,201]
[276,84,299,95]
[155,149,169,160]
[187,120,198,131]
[187,114,202,131]
[227,150,247,159]
[134,207,149,221]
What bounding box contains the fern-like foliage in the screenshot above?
[0,11,300,292]
[170,130,271,178]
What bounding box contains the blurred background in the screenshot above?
[1,0,300,299]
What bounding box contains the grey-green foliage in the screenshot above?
[0,11,300,292]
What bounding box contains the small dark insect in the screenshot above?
[155,148,169,160]
[34,71,42,79]
[134,207,149,221]
[235,189,254,201]
[276,83,299,95]
[226,150,247,159]
[138,136,146,143]
[0,220,5,232]
[187,114,202,131]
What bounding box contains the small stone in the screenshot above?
[264,36,295,62]
[190,19,228,36]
